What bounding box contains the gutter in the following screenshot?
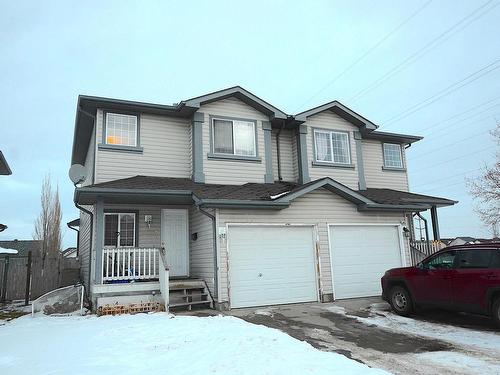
[194,205,219,301]
[358,203,431,212]
[73,199,93,309]
[66,221,80,257]
[276,120,286,181]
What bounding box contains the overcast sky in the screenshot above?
[1,0,499,248]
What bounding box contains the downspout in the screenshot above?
[276,120,286,181]
[73,191,93,309]
[415,212,431,254]
[67,221,80,257]
[196,204,218,301]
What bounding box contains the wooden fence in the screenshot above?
[0,252,81,303]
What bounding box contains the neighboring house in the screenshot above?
[0,240,41,258]
[0,151,12,232]
[0,151,12,175]
[71,86,457,310]
[447,236,500,246]
[61,247,78,258]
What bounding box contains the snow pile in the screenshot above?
[0,246,18,254]
[0,313,388,375]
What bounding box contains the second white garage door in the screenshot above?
[329,225,404,299]
[228,226,318,308]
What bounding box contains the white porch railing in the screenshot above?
[408,240,446,265]
[102,247,160,283]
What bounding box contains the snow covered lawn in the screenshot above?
[0,313,388,375]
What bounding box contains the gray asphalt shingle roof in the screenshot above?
[84,175,455,208]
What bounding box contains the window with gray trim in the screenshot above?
[314,129,351,164]
[104,213,136,247]
[105,113,138,147]
[212,118,256,157]
[383,143,403,168]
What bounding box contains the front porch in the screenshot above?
[88,201,216,311]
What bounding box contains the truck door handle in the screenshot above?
[485,273,496,279]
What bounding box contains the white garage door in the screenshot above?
[329,225,404,299]
[228,226,318,308]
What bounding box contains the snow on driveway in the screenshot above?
[329,303,500,375]
[0,313,388,375]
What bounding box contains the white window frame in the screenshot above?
[103,212,136,248]
[383,143,404,169]
[104,112,138,147]
[211,117,257,157]
[313,129,351,165]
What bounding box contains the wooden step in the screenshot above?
[169,300,211,308]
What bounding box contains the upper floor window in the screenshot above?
[383,143,403,168]
[105,113,138,147]
[314,129,351,164]
[104,212,136,247]
[212,118,256,157]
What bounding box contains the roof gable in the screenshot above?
[295,100,378,130]
[183,86,288,120]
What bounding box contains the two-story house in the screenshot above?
[70,86,456,311]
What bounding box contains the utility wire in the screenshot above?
[411,168,481,188]
[410,96,500,134]
[416,179,469,193]
[424,110,500,139]
[348,0,499,103]
[412,145,496,173]
[408,129,492,160]
[380,60,500,126]
[293,0,433,112]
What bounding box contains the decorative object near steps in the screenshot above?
[168,279,213,311]
[97,301,164,316]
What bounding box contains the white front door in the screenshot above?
[161,209,189,277]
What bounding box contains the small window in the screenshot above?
[212,118,256,157]
[314,130,351,164]
[105,113,138,147]
[383,143,403,168]
[423,251,456,270]
[104,213,136,247]
[458,249,494,269]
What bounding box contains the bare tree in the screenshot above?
[33,174,62,263]
[467,124,500,237]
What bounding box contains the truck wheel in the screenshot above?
[389,286,413,316]
[492,298,500,328]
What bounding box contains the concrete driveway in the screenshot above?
[182,297,500,374]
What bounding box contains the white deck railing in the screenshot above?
[102,247,160,283]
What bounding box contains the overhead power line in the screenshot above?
[347,0,500,103]
[412,145,496,173]
[380,60,500,126]
[411,168,481,189]
[294,0,433,112]
[408,129,492,160]
[423,110,500,139]
[412,96,500,135]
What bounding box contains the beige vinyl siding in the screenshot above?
[95,110,191,184]
[271,129,298,182]
[216,188,409,303]
[200,97,268,185]
[82,127,95,186]
[305,111,359,189]
[78,205,94,292]
[189,207,215,294]
[362,139,409,191]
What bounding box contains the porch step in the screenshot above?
[168,279,213,311]
[169,300,211,308]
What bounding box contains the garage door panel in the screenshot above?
[330,225,403,299]
[228,226,318,308]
